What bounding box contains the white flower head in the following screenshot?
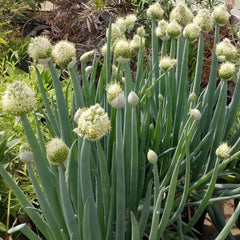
[215,142,230,159]
[147,2,164,21]
[114,39,131,63]
[2,81,36,116]
[46,138,69,165]
[155,20,169,40]
[130,34,145,51]
[137,26,146,37]
[52,40,76,68]
[166,20,182,38]
[28,36,52,61]
[213,5,230,26]
[183,23,201,43]
[124,14,137,32]
[216,38,238,62]
[74,104,111,141]
[219,62,236,80]
[147,149,158,164]
[116,17,127,33]
[106,23,125,42]
[159,56,177,72]
[106,82,125,108]
[170,3,194,26]
[193,9,214,33]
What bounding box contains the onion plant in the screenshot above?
[1,3,240,240]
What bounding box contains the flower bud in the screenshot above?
[147,149,158,164]
[158,94,164,101]
[189,108,201,121]
[147,2,164,21]
[128,91,139,106]
[193,9,214,33]
[155,20,169,40]
[219,62,236,80]
[107,23,125,42]
[215,142,230,159]
[52,40,76,68]
[170,3,193,26]
[85,65,93,75]
[114,39,131,63]
[188,92,197,103]
[124,14,137,32]
[166,20,182,38]
[237,30,240,39]
[2,81,36,116]
[74,104,111,141]
[137,26,146,37]
[159,56,177,72]
[19,143,33,163]
[213,5,230,26]
[183,23,201,43]
[28,36,52,61]
[106,82,125,108]
[46,138,69,165]
[216,38,238,62]
[130,34,145,51]
[80,50,95,64]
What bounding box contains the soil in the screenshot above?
[200,200,240,240]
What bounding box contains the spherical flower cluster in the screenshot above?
[74,104,111,141]
[216,38,238,62]
[155,20,169,40]
[128,91,139,106]
[159,56,177,72]
[46,138,69,165]
[114,39,131,63]
[193,9,213,32]
[184,23,201,42]
[52,40,76,68]
[80,50,95,64]
[215,142,230,159]
[219,62,236,80]
[106,23,125,42]
[146,2,164,21]
[213,5,230,26]
[166,20,182,38]
[130,34,145,51]
[137,26,146,37]
[2,81,36,116]
[19,143,33,163]
[106,82,125,108]
[147,149,158,164]
[28,36,52,61]
[170,3,194,26]
[124,14,137,32]
[115,17,127,33]
[189,108,201,121]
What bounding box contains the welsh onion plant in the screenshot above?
[1,2,240,240]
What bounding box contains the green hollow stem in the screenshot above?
[129,105,138,214]
[48,60,72,147]
[215,201,240,240]
[116,109,126,240]
[192,32,204,97]
[69,64,85,108]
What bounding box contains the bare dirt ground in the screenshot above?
[200,200,240,240]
